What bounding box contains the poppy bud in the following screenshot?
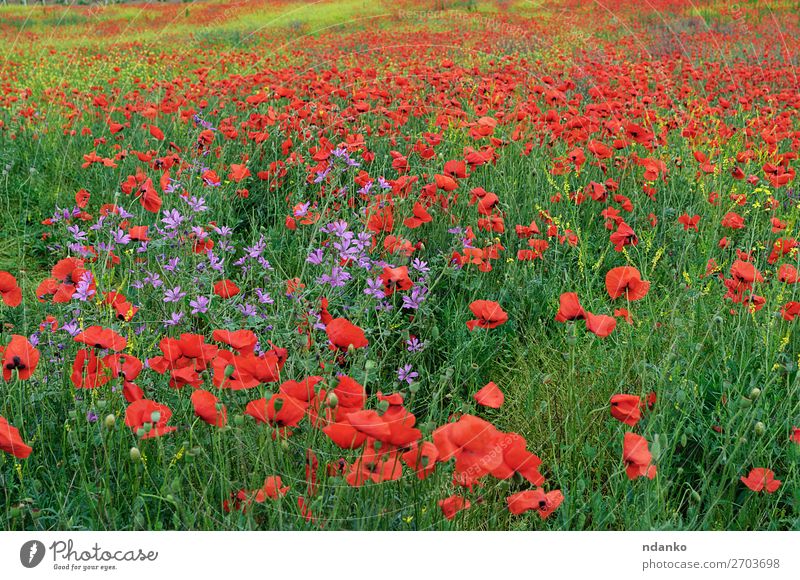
[280,439,289,450]
[690,490,701,503]
[377,400,389,413]
[273,398,284,412]
[409,382,419,393]
[129,447,141,461]
[347,343,356,354]
[373,440,383,451]
[754,421,766,436]
[233,415,244,426]
[143,422,153,433]
[224,364,236,378]
[104,414,116,429]
[326,393,339,408]
[150,411,161,423]
[166,494,175,503]
[136,427,146,437]
[749,387,761,399]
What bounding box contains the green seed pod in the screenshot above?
[749,387,761,399]
[130,447,142,462]
[326,393,339,408]
[104,414,116,429]
[754,421,766,436]
[150,411,161,424]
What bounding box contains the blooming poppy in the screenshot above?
[438,495,471,520]
[610,394,642,426]
[555,292,585,322]
[74,326,127,351]
[466,300,508,331]
[507,489,563,519]
[191,389,227,427]
[125,399,176,439]
[622,432,657,480]
[326,318,368,350]
[213,279,240,299]
[474,381,504,408]
[380,266,413,296]
[605,266,650,301]
[0,271,22,307]
[740,468,781,493]
[0,415,32,458]
[2,335,40,381]
[585,312,617,338]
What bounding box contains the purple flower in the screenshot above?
[190,296,210,314]
[67,224,88,241]
[411,258,430,274]
[402,286,428,310]
[186,196,208,213]
[397,364,418,385]
[113,229,131,245]
[72,272,96,302]
[254,288,274,304]
[237,303,258,317]
[306,248,325,265]
[164,312,184,328]
[144,272,163,288]
[163,286,186,303]
[364,277,384,299]
[317,265,351,288]
[161,209,184,230]
[86,411,98,423]
[62,320,81,337]
[164,257,180,272]
[406,337,427,352]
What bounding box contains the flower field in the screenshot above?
[0,0,798,531]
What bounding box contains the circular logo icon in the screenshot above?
[20,540,46,568]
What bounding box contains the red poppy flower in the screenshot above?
[74,326,127,351]
[605,266,650,300]
[259,476,290,500]
[507,489,563,519]
[0,415,32,459]
[474,381,504,408]
[610,394,642,426]
[213,279,240,299]
[0,271,22,307]
[326,318,368,350]
[245,394,306,429]
[622,432,657,480]
[211,329,257,354]
[103,353,143,382]
[740,468,781,493]
[438,495,471,520]
[125,399,176,439]
[466,300,508,331]
[585,312,617,338]
[555,292,585,322]
[2,335,40,381]
[380,266,413,296]
[191,389,227,427]
[401,441,439,480]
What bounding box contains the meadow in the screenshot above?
[0,0,798,531]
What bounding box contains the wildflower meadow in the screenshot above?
[0,0,798,532]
